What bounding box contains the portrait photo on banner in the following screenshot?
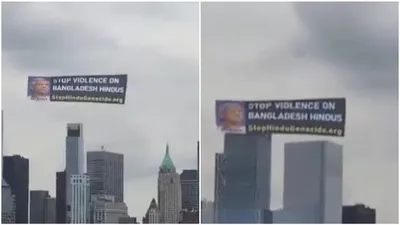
[27,76,51,101]
[216,100,247,134]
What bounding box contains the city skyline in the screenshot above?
[2,122,198,220]
[201,2,398,223]
[1,1,398,224]
[2,2,199,219]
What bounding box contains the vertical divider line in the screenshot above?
[198,0,202,224]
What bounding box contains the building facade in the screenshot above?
[180,169,199,211]
[179,210,199,223]
[273,208,320,223]
[56,170,66,223]
[158,144,182,223]
[44,197,56,223]
[91,194,128,223]
[119,216,138,223]
[214,133,272,223]
[87,149,124,202]
[71,174,90,223]
[2,179,16,223]
[66,123,85,222]
[3,155,29,223]
[283,141,343,223]
[342,204,376,223]
[201,199,214,224]
[143,198,160,224]
[29,190,49,223]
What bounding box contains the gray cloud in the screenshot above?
[2,2,198,219]
[294,2,398,91]
[111,2,199,22]
[201,2,397,223]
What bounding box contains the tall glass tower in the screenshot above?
[65,123,84,222]
[214,133,272,223]
[87,149,124,202]
[3,155,29,223]
[282,141,343,223]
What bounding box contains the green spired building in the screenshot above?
[157,144,182,223]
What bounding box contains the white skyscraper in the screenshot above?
[65,123,84,221]
[158,144,182,223]
[71,174,90,223]
[280,141,343,223]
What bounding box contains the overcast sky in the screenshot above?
[2,2,198,219]
[201,2,398,223]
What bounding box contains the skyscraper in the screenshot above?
[87,149,124,202]
[214,133,272,223]
[71,174,90,223]
[3,155,29,223]
[29,190,49,223]
[143,198,160,223]
[2,179,16,223]
[158,144,182,223]
[213,153,223,224]
[342,204,376,223]
[282,141,343,223]
[180,170,199,211]
[65,123,84,221]
[56,170,66,223]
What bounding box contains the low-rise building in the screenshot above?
[92,194,128,223]
[179,209,199,223]
[2,179,16,223]
[342,204,376,223]
[118,216,138,223]
[44,197,56,223]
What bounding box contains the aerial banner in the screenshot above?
[27,74,127,104]
[215,98,346,137]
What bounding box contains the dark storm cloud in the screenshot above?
[294,2,398,91]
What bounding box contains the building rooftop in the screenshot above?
[159,143,176,171]
[145,198,159,215]
[180,170,198,180]
[2,178,9,187]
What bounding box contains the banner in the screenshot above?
[27,74,127,104]
[215,98,346,137]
